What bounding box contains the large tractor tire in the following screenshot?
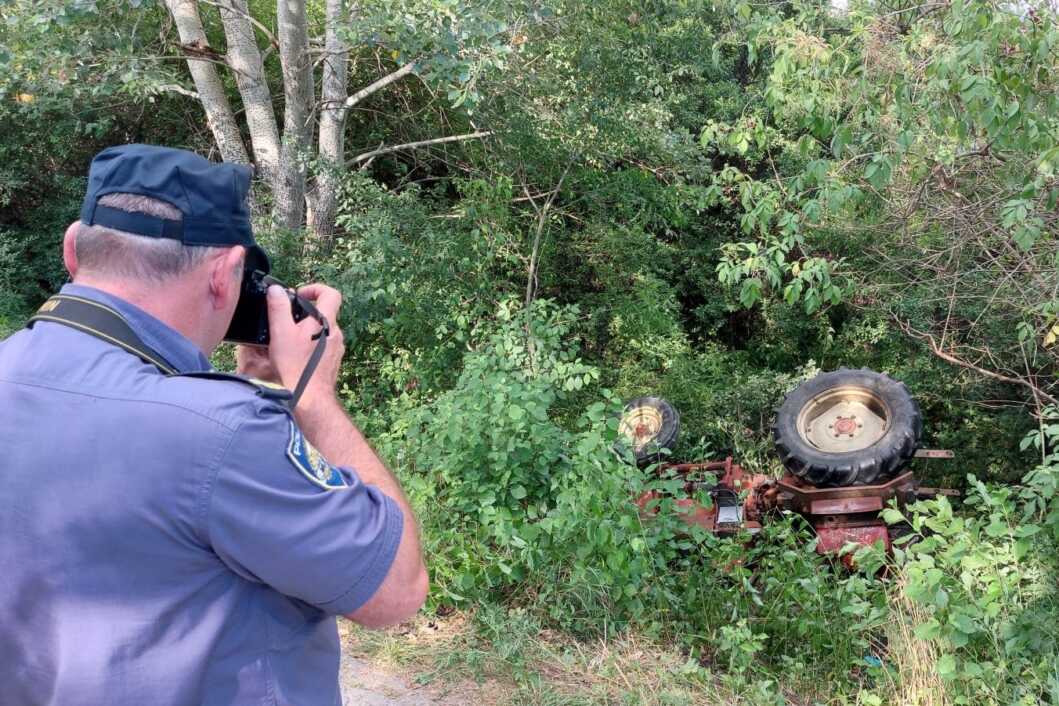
[617,397,680,466]
[773,368,922,487]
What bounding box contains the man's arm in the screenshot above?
[294,395,428,627]
[240,283,428,627]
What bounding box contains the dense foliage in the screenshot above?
[3,0,1059,702]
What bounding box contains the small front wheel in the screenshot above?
[617,397,680,466]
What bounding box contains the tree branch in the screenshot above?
[894,315,1059,407]
[162,0,248,163]
[523,163,573,311]
[154,83,200,99]
[347,131,493,167]
[343,62,417,111]
[521,162,574,374]
[199,0,279,48]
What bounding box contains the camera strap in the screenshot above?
[290,326,327,408]
[258,275,330,410]
[27,293,326,410]
[28,294,178,375]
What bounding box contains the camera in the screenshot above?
[224,269,310,345]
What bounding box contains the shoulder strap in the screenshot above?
[28,294,298,407]
[176,371,293,403]
[28,294,177,375]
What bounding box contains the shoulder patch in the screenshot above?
[286,420,348,490]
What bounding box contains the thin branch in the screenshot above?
[521,162,573,375]
[154,83,200,99]
[524,162,574,312]
[347,131,493,167]
[136,54,253,80]
[343,62,417,112]
[894,315,1059,407]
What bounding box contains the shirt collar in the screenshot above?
[59,283,212,374]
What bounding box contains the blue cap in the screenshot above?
[80,144,269,272]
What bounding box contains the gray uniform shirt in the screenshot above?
[0,284,403,705]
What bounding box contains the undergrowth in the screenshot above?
[354,299,1059,705]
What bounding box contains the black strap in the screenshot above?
[290,325,327,407]
[90,205,184,241]
[28,292,324,410]
[28,294,178,375]
[259,275,330,410]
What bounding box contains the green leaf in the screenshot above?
[937,653,957,679]
[739,277,763,308]
[984,518,1009,537]
[1039,147,1059,177]
[865,157,892,189]
[913,619,942,640]
[881,508,906,525]
[830,125,852,159]
[1013,224,1040,251]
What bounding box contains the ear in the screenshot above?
[63,222,81,278]
[208,245,246,311]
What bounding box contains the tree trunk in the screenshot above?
[308,0,352,241]
[275,0,315,230]
[164,0,249,164]
[217,0,282,200]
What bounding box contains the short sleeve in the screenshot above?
[206,404,403,615]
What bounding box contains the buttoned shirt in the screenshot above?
[0,283,402,705]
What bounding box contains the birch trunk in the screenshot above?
[217,0,282,197]
[275,0,315,230]
[164,0,248,164]
[307,0,352,241]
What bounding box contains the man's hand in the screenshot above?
[263,283,345,407]
[251,282,428,627]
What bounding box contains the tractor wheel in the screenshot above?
[773,368,922,487]
[617,397,680,466]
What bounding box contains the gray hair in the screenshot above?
[76,193,228,282]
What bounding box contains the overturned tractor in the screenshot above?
[625,368,956,565]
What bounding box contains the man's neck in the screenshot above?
[71,276,214,354]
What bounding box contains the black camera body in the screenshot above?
[224,269,310,345]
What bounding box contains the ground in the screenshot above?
[338,618,507,706]
[339,655,439,706]
[335,614,755,706]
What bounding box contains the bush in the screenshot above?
[371,297,900,698]
[868,409,1059,704]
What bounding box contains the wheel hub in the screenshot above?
[832,415,858,436]
[797,386,889,454]
[619,406,663,451]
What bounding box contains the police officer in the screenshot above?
[0,144,428,705]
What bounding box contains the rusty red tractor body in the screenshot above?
[634,457,956,567]
[623,369,956,566]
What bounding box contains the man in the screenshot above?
[0,144,428,705]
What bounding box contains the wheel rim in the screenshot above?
[619,405,664,452]
[796,386,890,454]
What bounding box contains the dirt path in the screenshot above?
[337,621,500,706]
[339,654,438,706]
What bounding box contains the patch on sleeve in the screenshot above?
[286,420,348,490]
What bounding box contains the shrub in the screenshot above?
[873,408,1059,704]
